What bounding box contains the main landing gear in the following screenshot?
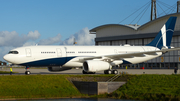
[25,66,31,75]
[82,70,118,74]
[104,70,118,74]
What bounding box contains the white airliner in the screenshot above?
[3,17,179,75]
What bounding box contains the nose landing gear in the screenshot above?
[25,66,31,75]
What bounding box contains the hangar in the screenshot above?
[90,13,180,69]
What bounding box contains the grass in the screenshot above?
[0,75,82,99]
[101,74,180,100]
[0,71,17,74]
[0,74,116,99]
[1,74,180,100]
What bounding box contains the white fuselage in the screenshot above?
[3,45,162,67]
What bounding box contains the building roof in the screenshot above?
[90,13,180,34]
[89,24,137,33]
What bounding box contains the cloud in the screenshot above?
[0,30,41,47]
[23,41,37,46]
[62,27,95,45]
[0,28,96,61]
[27,30,41,40]
[0,28,95,47]
[38,34,62,45]
[37,27,95,45]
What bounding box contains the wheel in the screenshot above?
[25,71,31,75]
[104,70,112,74]
[107,70,112,74]
[27,71,31,75]
[112,70,118,74]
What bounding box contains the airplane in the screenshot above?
[3,16,179,75]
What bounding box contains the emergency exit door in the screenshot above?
[56,48,62,57]
[25,48,31,57]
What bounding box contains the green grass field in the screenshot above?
[0,71,17,74]
[1,74,180,100]
[0,75,82,99]
[103,74,180,100]
[0,71,10,74]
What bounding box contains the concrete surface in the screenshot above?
[0,67,178,75]
[72,81,126,95]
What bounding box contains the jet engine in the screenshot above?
[83,60,111,72]
[48,66,72,72]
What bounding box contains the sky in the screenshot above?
[0,0,178,62]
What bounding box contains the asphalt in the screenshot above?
[0,67,178,75]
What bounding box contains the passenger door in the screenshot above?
[25,48,31,57]
[56,47,66,57]
[56,47,67,66]
[56,48,62,57]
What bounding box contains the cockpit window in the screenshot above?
[8,51,19,54]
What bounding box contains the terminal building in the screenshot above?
[90,1,180,69]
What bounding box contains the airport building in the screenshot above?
[90,1,180,69]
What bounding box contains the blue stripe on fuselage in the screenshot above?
[19,57,75,66]
[20,57,132,66]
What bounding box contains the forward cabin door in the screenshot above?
[25,48,31,57]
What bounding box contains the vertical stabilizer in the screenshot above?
[146,16,177,49]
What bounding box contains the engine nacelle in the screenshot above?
[83,60,111,72]
[48,66,72,72]
[110,60,123,66]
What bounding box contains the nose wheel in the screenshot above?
[25,71,31,75]
[25,66,31,75]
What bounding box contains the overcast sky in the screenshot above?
[0,0,178,62]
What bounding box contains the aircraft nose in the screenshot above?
[3,54,19,64]
[3,55,8,61]
[3,54,11,62]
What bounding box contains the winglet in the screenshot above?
[146,16,177,49]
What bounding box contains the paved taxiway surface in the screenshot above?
[0,67,178,75]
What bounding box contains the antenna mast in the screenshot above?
[178,0,180,13]
[73,38,77,45]
[151,0,157,21]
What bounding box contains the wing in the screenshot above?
[79,47,180,62]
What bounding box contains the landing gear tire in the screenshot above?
[104,70,112,74]
[107,70,112,74]
[25,66,31,75]
[25,71,31,75]
[104,70,118,74]
[112,70,118,74]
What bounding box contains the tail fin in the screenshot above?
[146,16,177,49]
